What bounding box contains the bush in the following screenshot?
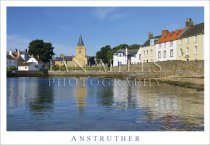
[60,66,67,71]
[7,66,17,71]
[52,65,60,71]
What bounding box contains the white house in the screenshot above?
[27,56,44,69]
[18,62,38,71]
[129,49,141,64]
[156,28,185,62]
[7,55,17,68]
[113,48,128,66]
[113,47,141,66]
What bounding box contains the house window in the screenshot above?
[194,46,198,54]
[194,35,197,42]
[139,54,141,60]
[118,53,123,57]
[159,44,162,48]
[186,37,189,43]
[170,49,173,57]
[163,51,166,58]
[170,41,173,46]
[180,48,183,56]
[179,39,182,44]
[144,51,145,56]
[146,50,148,56]
[151,49,153,55]
[158,51,161,58]
[186,47,189,55]
[164,43,166,48]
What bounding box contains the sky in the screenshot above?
[7,7,204,56]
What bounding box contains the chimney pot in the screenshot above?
[148,32,153,39]
[162,28,169,36]
[185,18,193,27]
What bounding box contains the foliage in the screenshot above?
[7,66,17,71]
[129,44,141,50]
[28,39,55,63]
[52,65,60,71]
[96,43,140,66]
[96,45,111,65]
[60,66,67,71]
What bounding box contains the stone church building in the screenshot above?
[72,35,88,66]
[55,35,91,67]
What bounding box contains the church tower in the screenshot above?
[73,35,88,66]
[76,35,86,57]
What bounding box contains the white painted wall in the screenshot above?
[27,57,43,69]
[113,55,127,66]
[156,40,177,61]
[131,49,141,64]
[27,57,38,64]
[18,63,37,71]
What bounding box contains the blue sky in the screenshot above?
[7,7,204,56]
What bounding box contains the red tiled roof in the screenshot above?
[158,28,186,43]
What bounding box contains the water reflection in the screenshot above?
[96,78,113,107]
[135,83,204,130]
[29,78,54,112]
[7,77,204,131]
[74,78,87,112]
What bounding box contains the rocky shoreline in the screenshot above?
[48,71,204,91]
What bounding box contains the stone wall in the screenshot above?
[112,60,204,77]
[7,69,48,77]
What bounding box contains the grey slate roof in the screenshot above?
[114,48,139,56]
[55,56,73,61]
[128,49,139,56]
[19,62,34,66]
[77,35,84,46]
[142,35,161,47]
[64,56,73,61]
[17,57,25,66]
[7,55,16,60]
[180,23,204,38]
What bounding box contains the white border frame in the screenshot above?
[1,1,209,145]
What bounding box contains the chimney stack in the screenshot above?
[185,18,193,28]
[162,28,169,36]
[9,50,12,56]
[148,32,153,39]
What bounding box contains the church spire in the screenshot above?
[77,35,84,46]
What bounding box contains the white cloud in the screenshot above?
[93,7,117,20]
[93,7,128,21]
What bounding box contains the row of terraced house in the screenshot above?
[113,18,204,66]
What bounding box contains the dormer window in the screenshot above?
[186,37,189,43]
[170,41,173,46]
[159,43,162,48]
[118,53,124,57]
[150,39,154,46]
[179,39,182,44]
[194,35,197,42]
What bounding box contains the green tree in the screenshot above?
[28,39,55,62]
[96,45,111,65]
[129,44,141,49]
